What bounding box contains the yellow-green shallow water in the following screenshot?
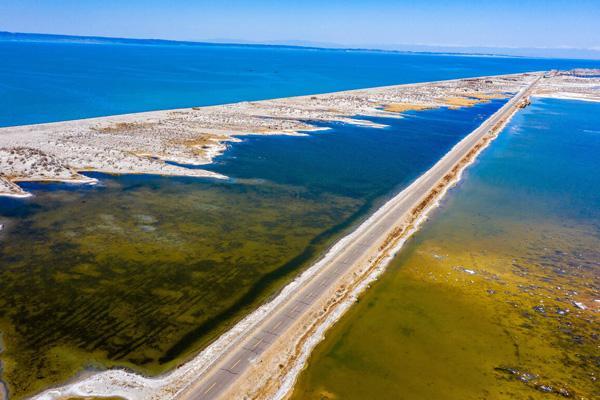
[0,103,503,398]
[291,98,599,400]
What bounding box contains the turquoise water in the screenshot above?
[292,98,600,400]
[1,33,599,127]
[464,98,600,223]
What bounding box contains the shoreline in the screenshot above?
[28,75,540,400]
[532,93,600,103]
[1,72,545,198]
[1,70,597,199]
[1,71,542,131]
[273,88,525,400]
[224,75,537,400]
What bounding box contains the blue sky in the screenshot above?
[1,0,599,50]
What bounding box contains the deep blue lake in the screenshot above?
[1,34,599,127]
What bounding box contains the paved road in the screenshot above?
[177,75,541,400]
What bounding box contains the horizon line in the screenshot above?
[2,30,600,61]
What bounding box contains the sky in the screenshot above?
[1,0,599,51]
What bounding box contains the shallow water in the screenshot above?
[0,101,503,398]
[292,98,600,399]
[1,33,599,127]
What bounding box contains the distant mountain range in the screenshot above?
[261,40,600,60]
[2,31,599,60]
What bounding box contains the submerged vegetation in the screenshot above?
[0,102,502,398]
[0,176,361,397]
[292,215,599,399]
[292,99,600,400]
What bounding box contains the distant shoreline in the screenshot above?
[3,31,600,61]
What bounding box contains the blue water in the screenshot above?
[1,34,599,127]
[205,101,504,200]
[451,97,600,226]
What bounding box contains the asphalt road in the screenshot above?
[177,75,541,400]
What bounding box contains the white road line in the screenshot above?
[252,337,264,350]
[203,381,217,395]
[230,358,242,370]
[272,320,283,331]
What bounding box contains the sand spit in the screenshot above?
[1,73,541,197]
[383,103,433,113]
[26,73,542,400]
[534,69,600,102]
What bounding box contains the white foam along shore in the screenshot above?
[533,69,600,103]
[13,70,599,400]
[1,71,561,198]
[533,93,600,103]
[28,73,548,400]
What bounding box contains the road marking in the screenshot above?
[272,320,283,331]
[230,358,242,370]
[204,381,217,395]
[252,337,264,350]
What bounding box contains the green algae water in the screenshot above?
[291,98,600,400]
[0,101,503,398]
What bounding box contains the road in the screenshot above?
[176,74,541,400]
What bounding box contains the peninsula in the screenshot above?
[3,71,586,198]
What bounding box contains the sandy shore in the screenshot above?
[534,69,600,102]
[533,93,600,103]
[2,72,550,198]
[3,71,595,199]
[26,73,546,400]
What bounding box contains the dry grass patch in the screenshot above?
[384,103,434,113]
[467,92,508,100]
[444,97,480,109]
[94,122,152,133]
[181,133,230,148]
